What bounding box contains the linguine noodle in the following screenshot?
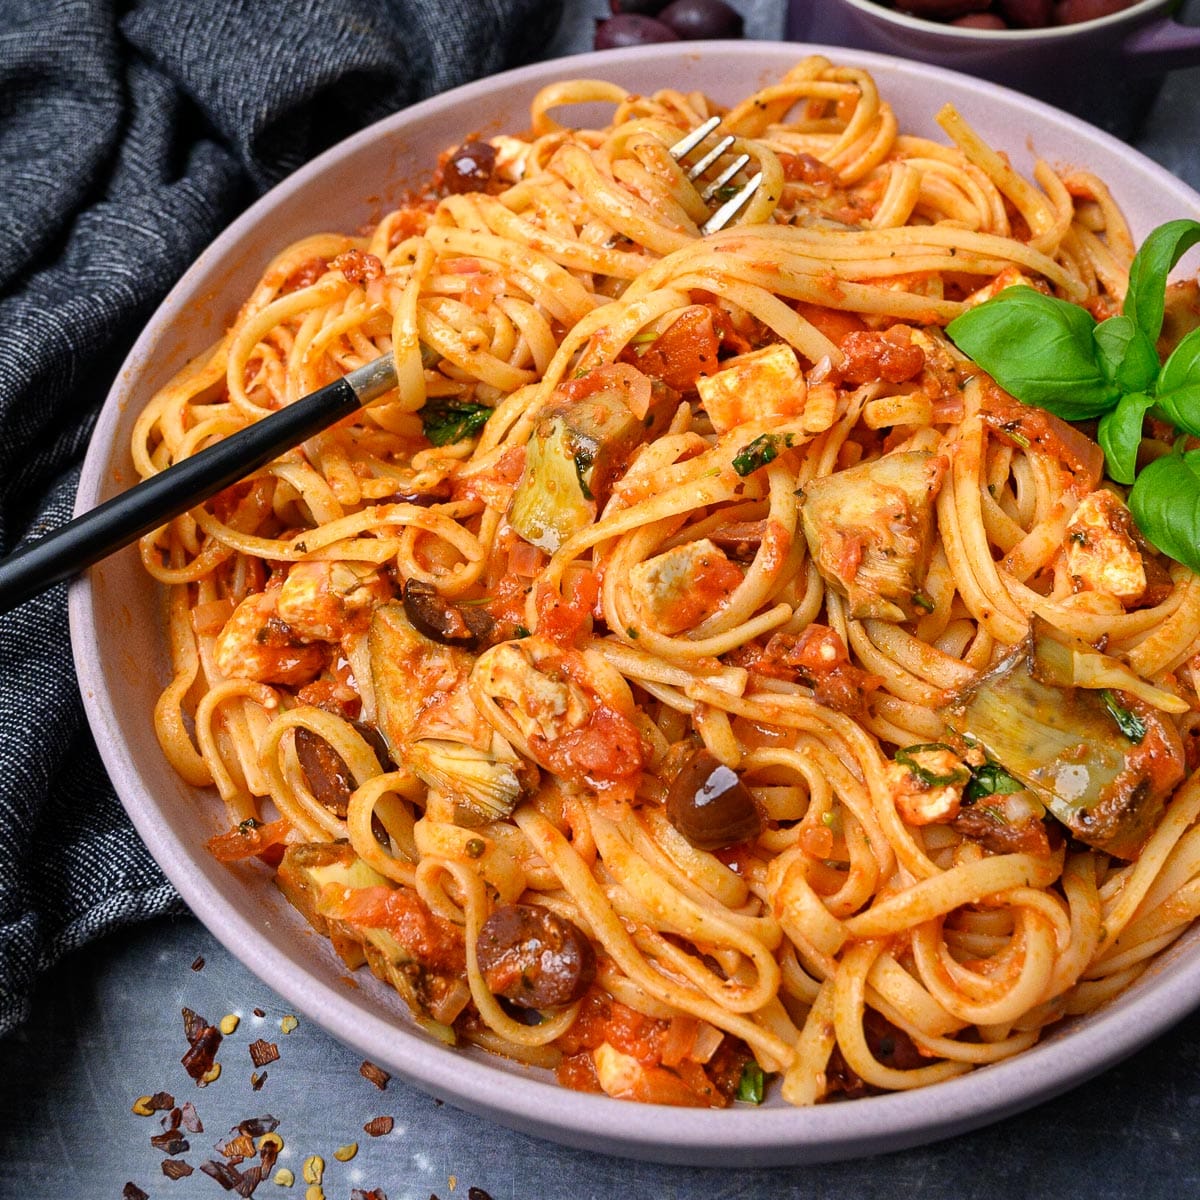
[134,56,1200,1107]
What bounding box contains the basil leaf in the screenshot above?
[1099,689,1147,744]
[1153,326,1200,437]
[1128,445,1200,574]
[421,399,493,446]
[732,432,793,476]
[964,761,1024,803]
[1123,218,1200,344]
[735,1061,766,1105]
[1097,392,1155,485]
[946,287,1118,419]
[1093,315,1160,395]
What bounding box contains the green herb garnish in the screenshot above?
[735,1060,767,1104]
[421,399,494,447]
[946,219,1200,571]
[894,743,970,787]
[1100,688,1147,743]
[733,432,794,476]
[964,760,1024,804]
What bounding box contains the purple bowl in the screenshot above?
[788,0,1200,136]
[71,40,1200,1166]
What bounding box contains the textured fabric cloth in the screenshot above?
[0,0,562,1035]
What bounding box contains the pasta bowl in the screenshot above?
[70,40,1200,1166]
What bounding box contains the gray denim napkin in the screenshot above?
[0,0,562,1035]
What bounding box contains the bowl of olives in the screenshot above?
[786,0,1200,135]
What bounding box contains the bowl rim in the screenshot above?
[824,0,1168,41]
[69,38,1200,1166]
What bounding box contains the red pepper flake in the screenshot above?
[250,1071,268,1091]
[237,1115,279,1137]
[217,1133,255,1159]
[149,1091,175,1111]
[182,1007,206,1044]
[468,1190,496,1200]
[248,1039,279,1067]
[234,1164,264,1197]
[182,1025,222,1082]
[162,1159,194,1180]
[150,1132,190,1155]
[160,1107,181,1132]
[123,1184,149,1200]
[363,1115,394,1137]
[180,1101,203,1133]
[360,1060,390,1090]
[191,955,205,971]
[351,1191,389,1200]
[200,1159,244,1191]
[253,1007,265,1018]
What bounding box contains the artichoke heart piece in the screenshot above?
[275,843,467,1039]
[508,386,648,553]
[801,449,945,622]
[941,628,1185,859]
[368,602,529,823]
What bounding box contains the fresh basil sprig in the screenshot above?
[946,219,1200,573]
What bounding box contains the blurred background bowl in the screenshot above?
[787,0,1200,135]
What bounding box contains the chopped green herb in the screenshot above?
[238,817,260,832]
[894,743,969,787]
[732,432,793,476]
[514,624,531,639]
[1100,689,1147,743]
[420,399,493,447]
[626,627,639,639]
[735,1060,766,1105]
[964,761,1024,803]
[912,592,935,613]
[465,838,486,859]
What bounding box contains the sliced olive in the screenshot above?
[295,724,391,842]
[401,578,493,648]
[666,748,763,851]
[475,903,596,1009]
[295,728,355,819]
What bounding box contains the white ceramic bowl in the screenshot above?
[70,41,1200,1166]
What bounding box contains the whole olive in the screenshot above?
[610,0,671,12]
[657,0,745,38]
[476,903,596,1009]
[1054,0,1133,22]
[951,11,1009,24]
[998,0,1053,26]
[666,747,763,851]
[594,13,681,48]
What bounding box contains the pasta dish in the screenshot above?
[133,56,1200,1108]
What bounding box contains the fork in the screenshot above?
[0,124,764,614]
[669,114,763,235]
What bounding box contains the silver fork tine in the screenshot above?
[668,116,762,235]
[699,152,751,203]
[684,135,735,182]
[668,114,721,161]
[700,173,763,236]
